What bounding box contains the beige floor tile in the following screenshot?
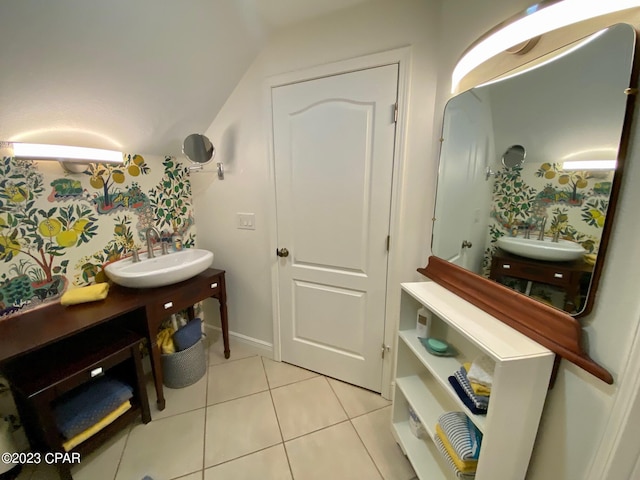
[116,409,205,480]
[146,371,208,420]
[351,406,416,480]
[174,471,203,480]
[262,358,318,389]
[285,421,382,480]
[207,335,263,366]
[204,445,292,480]
[71,426,129,480]
[327,377,391,418]
[207,356,268,404]
[205,391,282,467]
[271,376,347,440]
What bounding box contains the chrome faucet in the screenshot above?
[537,217,547,241]
[145,227,161,259]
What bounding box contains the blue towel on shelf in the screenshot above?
[454,367,490,409]
[438,412,483,461]
[53,377,133,439]
[448,376,487,415]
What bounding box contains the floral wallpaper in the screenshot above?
[485,161,613,309]
[0,154,196,319]
[488,161,612,257]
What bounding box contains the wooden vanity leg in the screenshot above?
[149,340,166,411]
[219,275,230,359]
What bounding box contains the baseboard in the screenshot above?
[203,324,274,359]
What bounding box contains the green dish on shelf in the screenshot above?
[418,337,458,357]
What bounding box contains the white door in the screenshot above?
[432,91,493,272]
[272,65,398,392]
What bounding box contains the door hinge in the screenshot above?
[386,235,390,252]
[381,343,391,359]
[393,103,398,123]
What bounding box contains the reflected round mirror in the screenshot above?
[431,23,636,317]
[501,145,526,168]
[182,134,215,164]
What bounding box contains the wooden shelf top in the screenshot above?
[0,268,225,364]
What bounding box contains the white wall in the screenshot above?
[192,0,440,345]
[438,2,640,480]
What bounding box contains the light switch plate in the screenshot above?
[237,213,255,230]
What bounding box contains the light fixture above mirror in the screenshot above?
[10,142,123,165]
[452,0,640,93]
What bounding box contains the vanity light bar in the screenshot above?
[562,160,617,170]
[452,0,640,92]
[12,142,123,164]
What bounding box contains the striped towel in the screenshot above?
[434,434,476,479]
[438,412,483,461]
[448,376,487,415]
[454,367,490,409]
[436,424,477,473]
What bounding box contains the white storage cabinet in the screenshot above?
[391,281,554,480]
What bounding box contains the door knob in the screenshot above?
[276,248,289,258]
[461,240,473,249]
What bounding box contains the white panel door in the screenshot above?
[432,92,492,271]
[272,65,398,392]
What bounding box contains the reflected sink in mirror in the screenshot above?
[104,248,214,288]
[496,237,586,262]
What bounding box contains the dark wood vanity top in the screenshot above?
[0,268,226,364]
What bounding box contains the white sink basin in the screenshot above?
[496,237,586,262]
[105,248,214,288]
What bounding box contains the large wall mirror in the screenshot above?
[431,23,636,319]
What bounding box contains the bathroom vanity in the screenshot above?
[0,268,230,411]
[489,249,592,313]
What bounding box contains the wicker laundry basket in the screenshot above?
[161,339,206,389]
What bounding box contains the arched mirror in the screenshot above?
[431,23,636,318]
[182,134,215,165]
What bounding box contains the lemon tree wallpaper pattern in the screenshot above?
[484,161,612,309]
[0,154,197,319]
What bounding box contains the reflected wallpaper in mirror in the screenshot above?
[431,24,636,316]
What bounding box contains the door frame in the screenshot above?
[265,47,411,398]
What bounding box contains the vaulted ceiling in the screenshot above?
[0,0,373,157]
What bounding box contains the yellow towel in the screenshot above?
[157,327,176,354]
[463,363,491,396]
[436,424,478,473]
[60,283,110,306]
[583,253,597,266]
[62,400,131,451]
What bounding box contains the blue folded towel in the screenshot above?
[448,376,487,415]
[173,318,202,351]
[454,367,490,409]
[53,377,133,439]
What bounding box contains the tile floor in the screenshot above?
[16,332,416,480]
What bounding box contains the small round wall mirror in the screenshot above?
[182,134,215,165]
[501,144,526,168]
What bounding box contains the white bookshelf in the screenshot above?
[391,281,554,480]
